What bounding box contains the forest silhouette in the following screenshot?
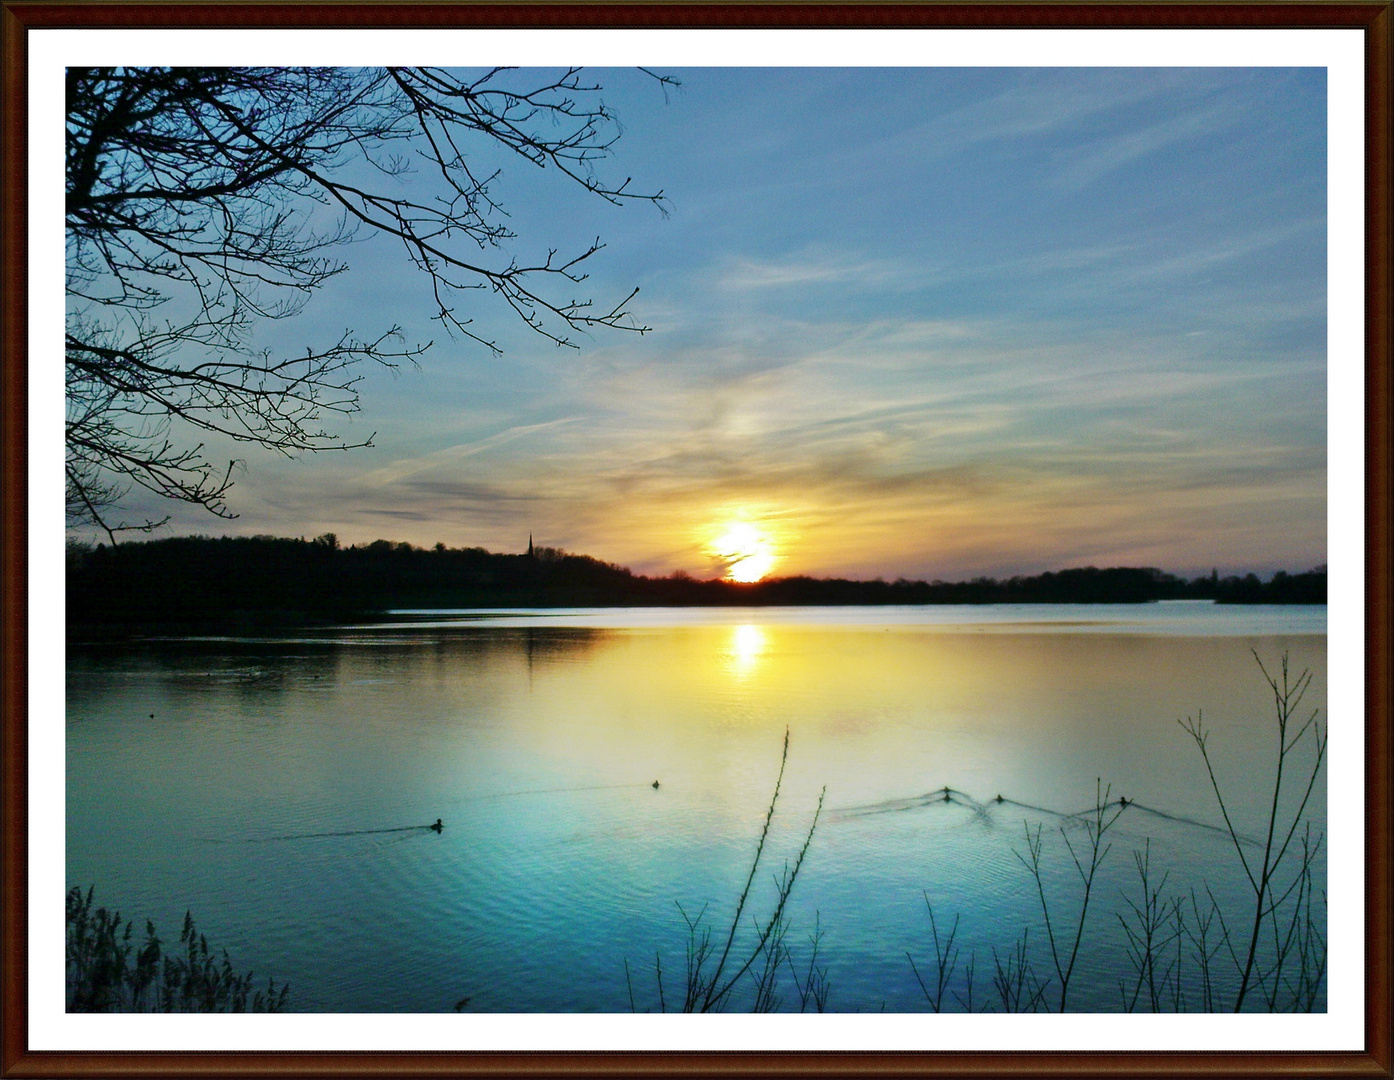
[66,534,1327,633]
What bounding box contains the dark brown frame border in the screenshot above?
[2,6,1389,1077]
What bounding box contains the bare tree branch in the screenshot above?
[66,66,666,537]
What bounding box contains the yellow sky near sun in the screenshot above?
[240,433,1325,582]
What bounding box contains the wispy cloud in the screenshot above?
[1051,99,1241,189]
[354,418,584,488]
[719,252,910,291]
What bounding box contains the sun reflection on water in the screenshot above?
[727,624,767,676]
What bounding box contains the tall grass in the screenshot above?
[627,729,829,1012]
[67,886,289,1012]
[1018,778,1125,1011]
[1178,650,1327,1011]
[911,651,1326,1013]
[1116,839,1185,1012]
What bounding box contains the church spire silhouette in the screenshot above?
[527,533,534,558]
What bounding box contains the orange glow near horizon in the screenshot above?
[711,521,778,582]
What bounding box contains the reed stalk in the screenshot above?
[1017,778,1123,1012]
[1179,650,1326,1011]
[633,729,827,1013]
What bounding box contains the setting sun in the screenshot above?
[711,522,777,583]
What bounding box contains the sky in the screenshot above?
[98,67,1328,582]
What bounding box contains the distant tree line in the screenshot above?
[66,534,1327,633]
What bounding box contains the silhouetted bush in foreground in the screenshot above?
[66,886,289,1012]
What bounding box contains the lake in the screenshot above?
[66,603,1327,1013]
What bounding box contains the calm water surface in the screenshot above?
[67,604,1327,1012]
